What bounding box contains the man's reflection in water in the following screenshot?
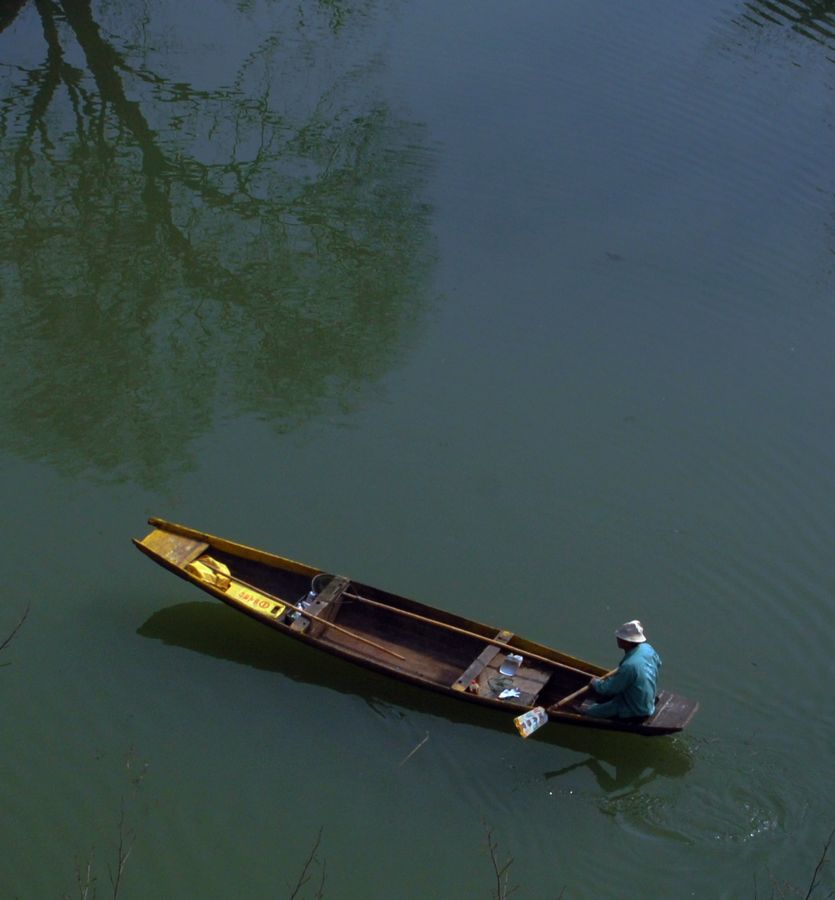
[544,738,693,797]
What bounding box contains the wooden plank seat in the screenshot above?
[452,629,514,692]
[289,575,350,637]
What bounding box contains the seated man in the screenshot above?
[583,620,661,719]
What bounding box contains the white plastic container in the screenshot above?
[499,653,523,676]
[514,706,548,738]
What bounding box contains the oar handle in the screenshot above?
[345,591,599,680]
[549,667,618,712]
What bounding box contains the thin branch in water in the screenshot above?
[764,828,835,900]
[0,601,30,655]
[288,827,324,900]
[398,732,429,767]
[66,849,96,900]
[107,801,134,899]
[804,827,835,900]
[314,857,326,900]
[484,822,518,900]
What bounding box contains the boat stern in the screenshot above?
[134,525,209,571]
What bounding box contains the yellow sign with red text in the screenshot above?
[226,582,285,619]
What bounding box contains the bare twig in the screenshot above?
[804,827,835,900]
[124,746,150,789]
[289,827,324,900]
[484,823,518,900]
[761,828,835,900]
[0,601,30,656]
[767,873,796,898]
[398,732,429,767]
[314,857,326,900]
[63,760,145,900]
[67,850,96,900]
[107,801,134,899]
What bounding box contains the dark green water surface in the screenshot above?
[1,1,834,897]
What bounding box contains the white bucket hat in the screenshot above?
[615,619,646,643]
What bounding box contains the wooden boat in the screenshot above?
[134,518,699,736]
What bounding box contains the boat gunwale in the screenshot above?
[144,518,605,676]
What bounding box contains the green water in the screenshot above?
[1,1,834,897]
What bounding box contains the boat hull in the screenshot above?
[134,518,699,736]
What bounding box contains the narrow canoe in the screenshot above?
[134,518,699,736]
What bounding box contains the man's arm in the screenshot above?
[591,662,636,697]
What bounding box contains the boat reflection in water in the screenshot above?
[137,599,694,794]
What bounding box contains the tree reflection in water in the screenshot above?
[736,0,835,54]
[0,0,434,485]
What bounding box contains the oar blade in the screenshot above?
[514,707,549,738]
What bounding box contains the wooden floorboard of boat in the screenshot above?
[320,627,462,685]
[318,619,571,709]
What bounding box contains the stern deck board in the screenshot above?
[648,691,700,731]
[141,530,209,568]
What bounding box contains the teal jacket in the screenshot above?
[588,642,661,718]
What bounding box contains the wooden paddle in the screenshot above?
[345,591,603,681]
[515,667,619,738]
[549,668,618,713]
